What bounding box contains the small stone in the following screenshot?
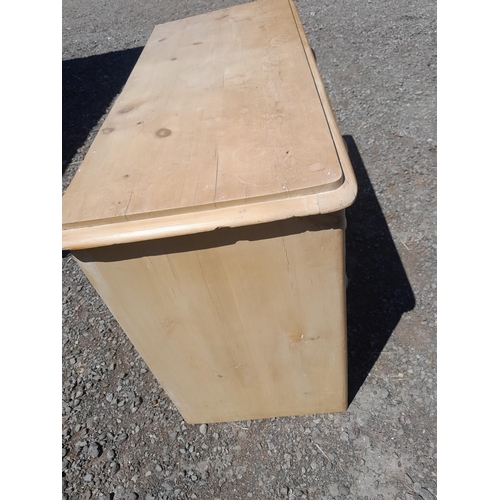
[354,435,371,450]
[88,442,102,458]
[413,482,422,494]
[199,424,208,435]
[108,363,116,371]
[125,494,139,500]
[145,495,155,500]
[83,473,93,482]
[62,448,67,458]
[155,464,162,472]
[116,433,128,444]
[340,432,349,442]
[405,474,413,485]
[106,449,116,460]
[328,484,339,496]
[196,461,209,473]
[339,484,350,495]
[419,489,436,500]
[145,470,152,477]
[162,482,173,492]
[110,462,120,473]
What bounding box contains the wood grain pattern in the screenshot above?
[73,213,348,423]
[62,0,357,250]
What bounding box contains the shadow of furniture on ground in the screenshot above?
[343,135,415,404]
[62,47,144,175]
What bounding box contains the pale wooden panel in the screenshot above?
[63,179,355,250]
[62,0,344,231]
[73,214,348,423]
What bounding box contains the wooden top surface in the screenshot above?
[62,0,357,249]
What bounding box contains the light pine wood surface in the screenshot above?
[62,0,356,250]
[74,213,348,424]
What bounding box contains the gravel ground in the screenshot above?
[62,0,437,498]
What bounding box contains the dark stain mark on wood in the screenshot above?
[155,128,172,138]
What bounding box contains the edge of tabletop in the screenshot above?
[61,0,358,251]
